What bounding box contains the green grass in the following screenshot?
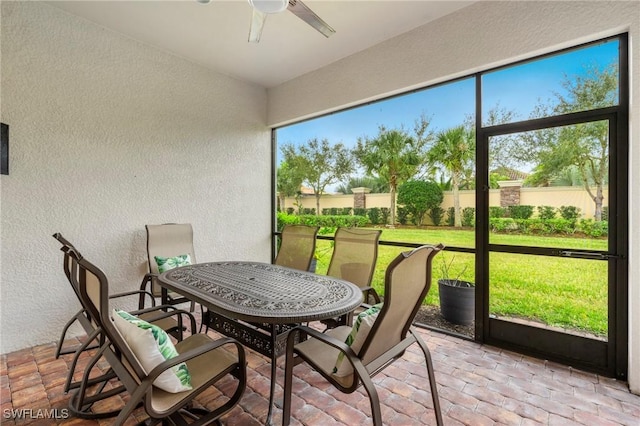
[314,227,608,337]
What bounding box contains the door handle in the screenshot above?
[558,250,623,260]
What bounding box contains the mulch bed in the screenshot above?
[414,305,474,339]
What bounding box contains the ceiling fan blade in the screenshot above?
[248,8,268,43]
[288,0,335,38]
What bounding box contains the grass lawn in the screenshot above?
[314,227,608,337]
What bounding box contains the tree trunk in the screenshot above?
[278,193,285,213]
[594,184,603,221]
[389,174,397,227]
[452,173,461,227]
[315,194,321,216]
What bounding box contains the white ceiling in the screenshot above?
[48,0,475,88]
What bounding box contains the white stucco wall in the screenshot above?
[0,2,271,353]
[268,1,640,392]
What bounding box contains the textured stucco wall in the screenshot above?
[268,1,640,392]
[0,2,270,353]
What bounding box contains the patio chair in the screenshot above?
[73,248,246,425]
[140,223,197,311]
[274,224,320,271]
[326,227,382,304]
[53,233,196,419]
[54,233,182,360]
[283,244,445,426]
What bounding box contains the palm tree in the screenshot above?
[354,126,426,226]
[335,176,388,194]
[428,126,475,227]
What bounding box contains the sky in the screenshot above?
[275,38,619,183]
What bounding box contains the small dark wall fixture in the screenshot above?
[1,123,8,175]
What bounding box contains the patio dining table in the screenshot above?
[158,261,363,424]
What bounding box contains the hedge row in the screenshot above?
[277,212,368,231]
[490,218,608,237]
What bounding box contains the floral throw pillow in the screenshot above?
[333,303,383,377]
[112,309,192,393]
[155,254,191,273]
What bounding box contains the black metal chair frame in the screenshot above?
[283,244,445,426]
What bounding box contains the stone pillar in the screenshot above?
[351,187,371,210]
[498,180,523,207]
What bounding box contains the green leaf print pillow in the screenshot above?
[333,303,383,377]
[112,309,192,393]
[155,254,191,273]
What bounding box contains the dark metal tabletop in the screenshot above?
[158,261,363,324]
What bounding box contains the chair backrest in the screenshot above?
[146,223,197,296]
[274,225,319,271]
[53,233,83,294]
[53,233,101,329]
[326,228,382,289]
[359,244,443,366]
[73,248,148,382]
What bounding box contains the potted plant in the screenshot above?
[438,257,475,325]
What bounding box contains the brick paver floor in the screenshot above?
[2,315,639,425]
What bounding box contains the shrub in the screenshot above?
[446,207,455,226]
[489,218,519,233]
[368,208,381,225]
[321,208,331,215]
[410,212,421,226]
[341,207,353,216]
[522,219,549,234]
[537,205,557,220]
[559,205,581,221]
[276,211,300,231]
[489,217,579,235]
[397,180,443,227]
[489,207,506,218]
[286,207,295,215]
[277,212,372,231]
[462,207,475,227]
[397,207,410,225]
[601,206,609,221]
[577,219,608,237]
[429,207,445,226]
[302,208,316,215]
[354,208,367,217]
[329,207,339,216]
[380,208,390,225]
[508,205,534,220]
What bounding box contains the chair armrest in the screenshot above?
[144,337,246,384]
[288,326,354,355]
[131,306,197,335]
[110,289,157,308]
[138,273,156,308]
[287,326,370,383]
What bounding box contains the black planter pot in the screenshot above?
[438,279,475,325]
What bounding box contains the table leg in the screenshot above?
[266,324,278,425]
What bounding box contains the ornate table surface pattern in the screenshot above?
[159,261,363,324]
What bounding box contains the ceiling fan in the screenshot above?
[247,0,335,42]
[199,0,335,43]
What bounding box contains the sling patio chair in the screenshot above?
[273,224,320,271]
[283,244,445,426]
[320,227,382,329]
[140,223,198,311]
[72,244,246,425]
[54,233,186,358]
[53,233,196,419]
[326,227,382,303]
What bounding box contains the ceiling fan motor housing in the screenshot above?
[249,0,289,14]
